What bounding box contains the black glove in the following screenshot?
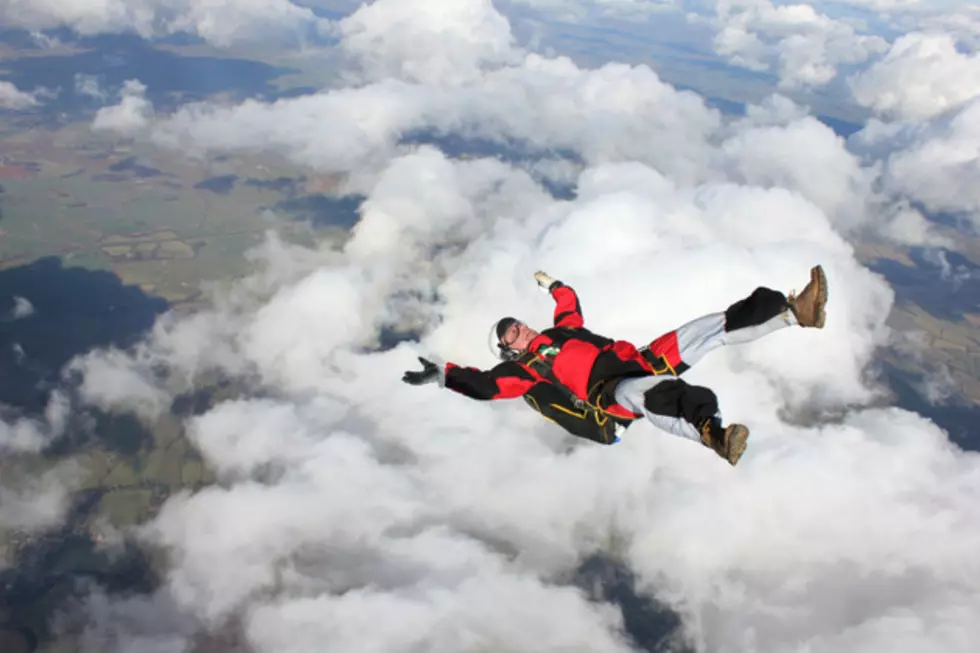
[402,356,440,386]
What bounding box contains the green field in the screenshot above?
[0,121,349,304]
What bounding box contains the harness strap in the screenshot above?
[518,351,589,411]
[518,351,641,423]
[588,376,644,421]
[638,347,677,375]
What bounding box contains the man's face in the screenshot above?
[501,320,539,353]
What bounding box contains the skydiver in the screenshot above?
[402,266,828,465]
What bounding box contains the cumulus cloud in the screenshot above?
[129,60,921,240]
[0,80,40,109]
[58,153,980,652]
[889,328,959,405]
[850,32,980,121]
[703,0,889,89]
[830,2,980,49]
[2,296,36,321]
[0,0,332,47]
[52,161,935,651]
[14,0,980,651]
[0,391,70,454]
[850,96,980,229]
[139,53,727,190]
[922,9,980,49]
[0,463,77,534]
[0,458,79,571]
[923,248,977,289]
[65,587,198,653]
[74,74,109,102]
[67,347,172,423]
[668,0,975,94]
[91,79,154,135]
[626,407,980,653]
[54,158,908,652]
[336,0,521,85]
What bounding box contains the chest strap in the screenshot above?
[517,350,590,411]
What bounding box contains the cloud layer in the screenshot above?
[0,0,331,47]
[5,1,980,652]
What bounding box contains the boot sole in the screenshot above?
[810,265,828,329]
[725,424,750,466]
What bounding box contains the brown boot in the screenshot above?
[788,264,828,328]
[699,418,750,466]
[723,424,750,466]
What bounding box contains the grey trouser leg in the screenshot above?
[674,310,796,368]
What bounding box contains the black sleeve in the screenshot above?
[444,360,537,400]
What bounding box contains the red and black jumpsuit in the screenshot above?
[442,281,796,444]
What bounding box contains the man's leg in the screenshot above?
[613,375,749,465]
[640,265,828,373]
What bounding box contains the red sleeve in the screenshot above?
[610,340,641,362]
[443,361,537,400]
[551,283,584,328]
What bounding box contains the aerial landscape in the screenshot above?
[1,1,979,652]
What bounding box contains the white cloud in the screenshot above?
[29,28,65,48]
[0,80,40,109]
[336,0,521,86]
[58,134,953,651]
[923,248,976,289]
[706,0,890,89]
[0,461,78,544]
[128,59,937,241]
[922,9,980,49]
[92,79,154,135]
[243,571,632,653]
[831,2,980,49]
[889,328,958,405]
[0,391,70,454]
[850,96,980,228]
[138,53,724,186]
[850,31,980,121]
[625,407,980,653]
[6,296,35,320]
[144,81,430,173]
[69,586,197,653]
[0,0,332,48]
[74,74,109,102]
[715,94,879,232]
[534,0,968,99]
[68,347,172,423]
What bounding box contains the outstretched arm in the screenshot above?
[444,360,536,400]
[402,356,536,401]
[535,270,583,328]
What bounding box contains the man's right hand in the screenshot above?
[402,357,440,386]
[534,270,558,291]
